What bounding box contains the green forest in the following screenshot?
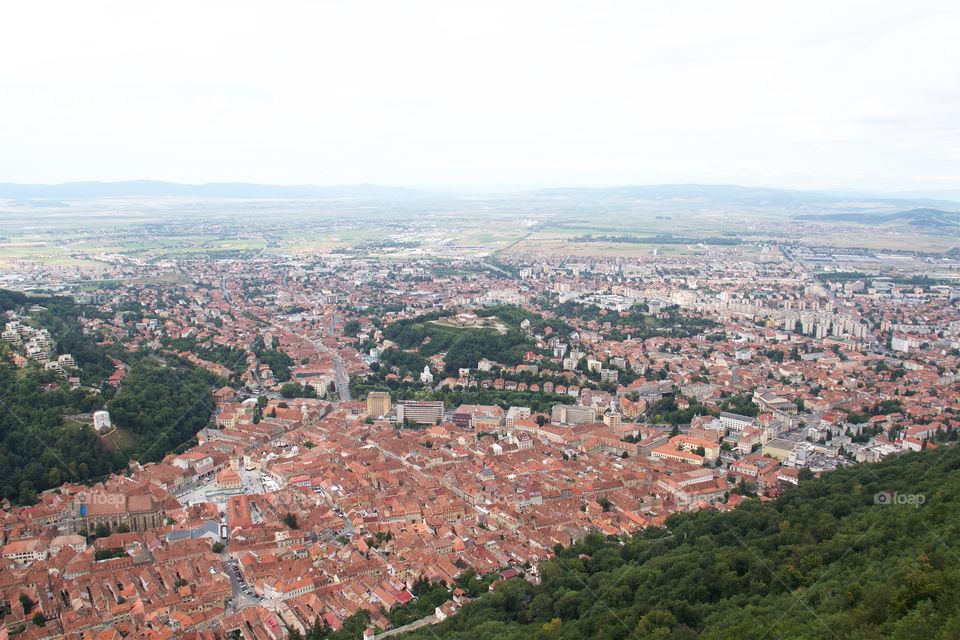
[384,308,551,375]
[0,289,220,503]
[0,365,122,503]
[0,354,218,504]
[107,357,219,462]
[402,446,960,640]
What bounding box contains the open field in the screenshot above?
[0,188,955,267]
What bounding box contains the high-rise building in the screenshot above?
[367,391,392,418]
[396,400,444,425]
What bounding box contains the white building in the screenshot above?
[420,365,434,385]
[93,410,112,432]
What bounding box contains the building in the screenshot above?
[396,400,444,425]
[420,365,434,385]
[367,391,392,418]
[264,577,315,601]
[762,438,797,461]
[600,368,619,383]
[93,410,112,432]
[670,434,720,461]
[651,444,704,465]
[504,406,531,429]
[603,412,622,429]
[452,404,504,430]
[216,468,243,491]
[656,468,729,509]
[719,411,754,432]
[69,492,164,534]
[2,538,47,565]
[551,404,595,425]
[49,534,87,556]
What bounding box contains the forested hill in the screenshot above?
[0,289,220,503]
[403,446,960,640]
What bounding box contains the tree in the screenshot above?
[32,612,45,627]
[212,541,225,553]
[343,320,362,336]
[19,593,35,614]
[282,513,299,529]
[281,382,302,398]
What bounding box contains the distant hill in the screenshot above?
[795,208,960,229]
[0,180,421,199]
[402,445,960,640]
[528,184,956,210]
[0,181,954,209]
[535,183,805,200]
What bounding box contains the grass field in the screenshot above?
[0,196,954,267]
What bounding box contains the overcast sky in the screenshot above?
[1,1,958,192]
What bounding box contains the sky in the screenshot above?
[1,1,958,192]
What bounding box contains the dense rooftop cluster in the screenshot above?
[0,240,957,639]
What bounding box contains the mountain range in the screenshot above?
[0,180,420,199]
[0,181,956,209]
[795,208,960,229]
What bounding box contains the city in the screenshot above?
[1,1,958,638]
[0,193,957,638]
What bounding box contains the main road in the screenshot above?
[271,314,352,402]
[326,310,351,401]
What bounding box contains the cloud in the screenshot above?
[0,0,957,191]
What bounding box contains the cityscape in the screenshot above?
[0,185,957,639]
[1,2,959,639]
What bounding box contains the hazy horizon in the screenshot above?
[0,178,958,202]
[2,1,958,193]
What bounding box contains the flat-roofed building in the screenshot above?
[367,391,392,418]
[397,400,444,425]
